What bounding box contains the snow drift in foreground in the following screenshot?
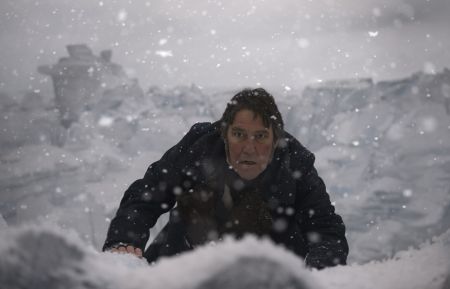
[1,226,449,289]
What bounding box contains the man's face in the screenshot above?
[226,109,275,180]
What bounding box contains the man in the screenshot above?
[103,88,348,269]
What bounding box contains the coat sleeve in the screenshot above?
[294,153,349,269]
[103,123,212,251]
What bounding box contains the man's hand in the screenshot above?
[109,245,143,258]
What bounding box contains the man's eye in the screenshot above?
[232,131,244,138]
[254,133,268,140]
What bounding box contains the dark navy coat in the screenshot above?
[103,122,348,268]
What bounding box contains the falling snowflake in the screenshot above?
[155,50,173,58]
[117,9,127,22]
[98,116,114,127]
[403,189,413,197]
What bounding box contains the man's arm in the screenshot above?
[103,157,179,252]
[295,154,349,269]
[103,122,215,253]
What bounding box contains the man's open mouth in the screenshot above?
[238,160,256,165]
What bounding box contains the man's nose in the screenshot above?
[242,138,257,153]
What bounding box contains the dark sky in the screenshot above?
[1,0,449,93]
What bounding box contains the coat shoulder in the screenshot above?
[161,121,222,169]
[164,122,218,155]
[189,121,217,134]
[182,121,222,144]
[278,131,315,171]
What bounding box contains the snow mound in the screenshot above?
[0,226,105,289]
[314,229,450,289]
[192,256,311,289]
[1,225,449,289]
[0,226,317,289]
[144,236,317,289]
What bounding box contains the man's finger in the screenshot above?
[110,248,120,253]
[126,245,135,254]
[109,245,142,258]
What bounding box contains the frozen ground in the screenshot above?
[1,69,450,288]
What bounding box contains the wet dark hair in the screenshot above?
[220,88,284,141]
